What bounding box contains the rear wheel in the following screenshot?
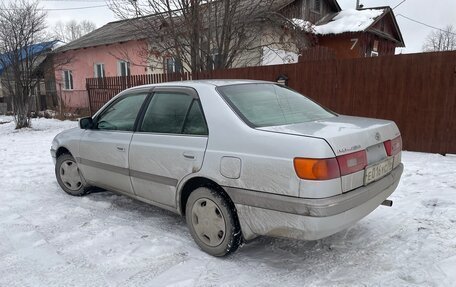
[55,154,91,196]
[186,187,242,256]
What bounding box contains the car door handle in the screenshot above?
[116,146,125,152]
[183,152,195,159]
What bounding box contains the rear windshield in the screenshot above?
[217,84,335,127]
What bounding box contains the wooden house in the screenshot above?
[314,6,405,58]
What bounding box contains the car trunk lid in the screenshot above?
[257,115,401,157]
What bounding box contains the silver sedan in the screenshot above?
[51,80,403,256]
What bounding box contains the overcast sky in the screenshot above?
[31,0,456,53]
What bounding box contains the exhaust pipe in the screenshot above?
[381,199,393,207]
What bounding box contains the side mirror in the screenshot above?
[79,117,94,129]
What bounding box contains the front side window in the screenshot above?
[140,92,207,135]
[63,70,73,90]
[94,63,105,78]
[218,84,335,128]
[96,93,147,131]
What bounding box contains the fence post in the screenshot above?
[86,82,93,116]
[58,83,63,117]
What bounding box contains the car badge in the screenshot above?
[375,132,381,141]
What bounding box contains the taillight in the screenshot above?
[384,135,402,156]
[295,150,368,180]
[293,158,340,180]
[336,150,367,176]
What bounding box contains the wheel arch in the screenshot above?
[56,146,72,158]
[178,176,237,218]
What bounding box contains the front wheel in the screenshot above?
[186,187,242,256]
[55,154,91,196]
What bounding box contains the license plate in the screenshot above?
[364,157,394,185]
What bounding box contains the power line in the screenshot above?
[40,0,106,2]
[44,4,108,10]
[396,14,456,35]
[392,0,406,10]
[4,4,108,11]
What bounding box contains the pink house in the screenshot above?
[54,0,350,111]
[54,19,151,109]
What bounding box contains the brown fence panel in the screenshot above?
[323,52,456,154]
[86,51,456,154]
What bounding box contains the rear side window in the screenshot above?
[96,93,147,131]
[183,101,208,135]
[140,92,208,135]
[218,84,335,127]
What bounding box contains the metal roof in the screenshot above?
[0,40,59,76]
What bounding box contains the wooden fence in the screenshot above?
[86,72,193,112]
[86,51,456,154]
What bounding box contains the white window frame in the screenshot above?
[94,63,105,78]
[118,60,131,77]
[63,70,73,90]
[164,57,182,73]
[373,40,379,52]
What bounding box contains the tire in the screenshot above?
[55,153,91,196]
[185,187,242,256]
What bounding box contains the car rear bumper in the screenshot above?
[224,163,403,240]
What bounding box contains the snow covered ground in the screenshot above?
[1,117,455,287]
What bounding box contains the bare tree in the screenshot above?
[0,0,48,128]
[53,20,97,43]
[422,25,456,52]
[80,20,97,34]
[107,0,310,73]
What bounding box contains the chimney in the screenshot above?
[356,0,360,9]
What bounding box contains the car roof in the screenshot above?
[124,79,274,92]
[186,79,273,86]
